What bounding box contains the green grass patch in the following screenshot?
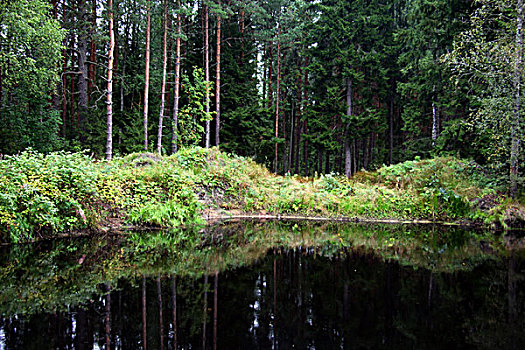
[0,148,520,243]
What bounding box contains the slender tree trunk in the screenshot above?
[166,19,172,117]
[303,58,309,176]
[263,42,267,101]
[294,56,302,175]
[361,136,370,170]
[511,0,523,198]
[274,11,281,173]
[205,4,211,148]
[69,4,77,132]
[120,47,126,113]
[268,42,273,107]
[345,79,352,177]
[88,0,97,104]
[172,0,182,154]
[105,283,111,350]
[142,276,147,350]
[353,139,357,173]
[61,1,67,137]
[240,5,245,63]
[213,272,218,350]
[215,3,222,146]
[202,274,209,350]
[317,149,322,174]
[289,100,294,173]
[431,85,438,147]
[171,276,178,349]
[157,277,164,350]
[273,258,277,350]
[157,0,169,155]
[143,0,151,151]
[508,253,517,324]
[389,91,394,165]
[51,0,60,111]
[77,0,89,141]
[106,0,115,161]
[367,132,376,169]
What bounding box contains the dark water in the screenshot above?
[0,222,524,349]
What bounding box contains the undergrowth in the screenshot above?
[0,147,520,243]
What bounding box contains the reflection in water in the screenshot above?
[0,222,523,349]
[105,283,111,350]
[171,276,177,350]
[142,276,147,350]
[202,274,208,350]
[213,272,218,350]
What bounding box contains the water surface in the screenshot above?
[0,221,523,349]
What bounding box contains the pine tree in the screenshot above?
[106,0,115,160]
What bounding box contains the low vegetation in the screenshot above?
[0,147,523,243]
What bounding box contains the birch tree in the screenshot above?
[445,0,524,197]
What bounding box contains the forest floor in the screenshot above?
[1,147,524,243]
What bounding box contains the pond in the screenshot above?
[0,221,523,349]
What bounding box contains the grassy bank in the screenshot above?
[0,147,523,243]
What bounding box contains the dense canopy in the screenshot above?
[0,0,523,195]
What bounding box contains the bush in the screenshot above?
[0,150,97,242]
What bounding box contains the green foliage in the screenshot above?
[0,0,66,154]
[0,150,97,242]
[444,0,524,191]
[178,68,214,148]
[0,147,516,243]
[0,220,502,317]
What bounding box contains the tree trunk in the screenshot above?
[105,283,111,350]
[143,0,151,151]
[511,0,523,198]
[61,1,68,137]
[51,0,60,111]
[345,79,352,177]
[353,139,357,173]
[289,100,294,173]
[77,0,89,141]
[431,85,438,147]
[172,0,182,154]
[263,42,268,101]
[294,56,302,175]
[157,0,168,155]
[317,149,322,174]
[120,46,126,113]
[216,4,222,146]
[106,0,115,161]
[142,277,147,350]
[171,276,178,349]
[303,58,309,176]
[362,138,366,170]
[268,42,273,107]
[202,274,209,350]
[88,0,97,104]
[389,91,394,165]
[213,272,218,350]
[205,4,211,148]
[157,277,164,350]
[274,11,281,174]
[240,5,245,63]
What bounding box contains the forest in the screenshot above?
[0,0,521,184]
[0,0,525,240]
[1,3,525,346]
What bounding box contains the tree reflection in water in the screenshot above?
[0,222,523,349]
